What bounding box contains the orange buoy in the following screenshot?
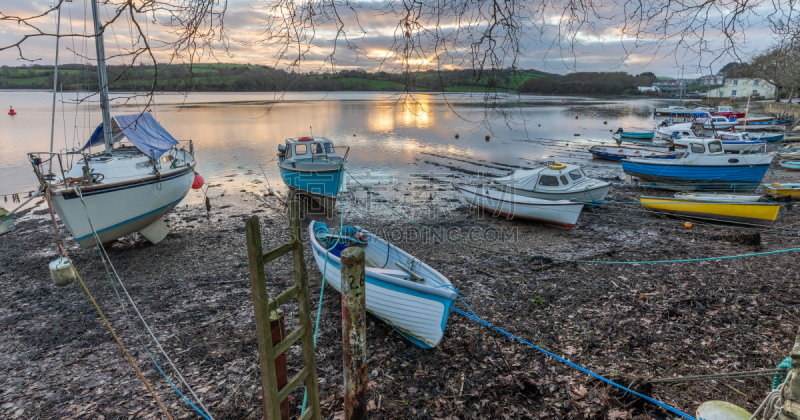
[575,115,578,119]
[8,106,16,115]
[684,222,692,228]
[485,135,490,142]
[192,173,204,189]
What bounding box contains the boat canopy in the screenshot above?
[494,163,585,190]
[82,112,179,157]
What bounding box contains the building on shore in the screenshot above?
[637,86,661,93]
[708,78,776,99]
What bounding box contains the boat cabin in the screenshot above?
[682,138,726,156]
[706,115,732,126]
[496,163,593,192]
[278,136,343,163]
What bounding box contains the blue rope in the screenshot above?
[451,295,696,420]
[774,357,792,389]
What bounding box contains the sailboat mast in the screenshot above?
[90,0,113,153]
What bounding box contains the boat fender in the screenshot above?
[50,257,76,287]
[192,173,204,189]
[548,163,567,170]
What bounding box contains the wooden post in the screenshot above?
[270,309,289,420]
[340,247,367,420]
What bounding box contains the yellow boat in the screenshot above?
[640,196,780,228]
[763,183,800,200]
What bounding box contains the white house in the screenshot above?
[708,78,777,99]
[637,86,660,92]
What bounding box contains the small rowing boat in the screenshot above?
[308,222,457,348]
[780,161,800,170]
[673,192,761,203]
[457,185,584,229]
[0,207,13,235]
[619,131,655,140]
[763,183,800,200]
[588,145,677,161]
[640,196,780,228]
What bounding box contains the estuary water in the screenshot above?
[0,91,675,204]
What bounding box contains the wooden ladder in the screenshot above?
[246,200,321,420]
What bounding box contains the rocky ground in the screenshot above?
[2,152,800,420]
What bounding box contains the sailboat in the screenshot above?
[27,0,197,248]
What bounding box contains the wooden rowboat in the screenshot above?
[619,131,655,140]
[640,196,780,228]
[588,145,677,161]
[308,222,456,348]
[673,192,761,203]
[763,183,800,200]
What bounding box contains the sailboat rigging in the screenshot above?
[29,0,198,248]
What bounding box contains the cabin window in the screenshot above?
[560,175,569,185]
[708,142,723,153]
[311,143,323,154]
[568,169,582,181]
[538,175,559,186]
[324,143,335,154]
[295,144,307,155]
[728,158,739,163]
[690,144,705,154]
[286,146,292,159]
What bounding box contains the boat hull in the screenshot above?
[619,132,655,140]
[640,196,780,228]
[51,167,193,247]
[588,146,677,161]
[278,163,343,199]
[764,183,800,200]
[621,159,770,191]
[458,185,584,229]
[308,223,455,348]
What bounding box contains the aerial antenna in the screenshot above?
[310,125,313,138]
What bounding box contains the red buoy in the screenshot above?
[575,115,578,119]
[8,106,16,116]
[192,173,204,189]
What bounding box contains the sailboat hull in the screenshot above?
[51,167,193,247]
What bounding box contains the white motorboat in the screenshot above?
[490,163,611,207]
[28,0,197,248]
[457,185,584,229]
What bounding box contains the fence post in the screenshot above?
[270,309,289,420]
[340,247,367,420]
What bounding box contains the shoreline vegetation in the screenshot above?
[0,63,660,95]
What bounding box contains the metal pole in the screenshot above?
[89,0,113,152]
[269,309,289,420]
[48,1,62,174]
[340,247,367,420]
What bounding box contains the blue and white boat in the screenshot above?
[621,138,774,191]
[277,136,348,201]
[780,161,800,170]
[308,222,456,348]
[752,133,785,143]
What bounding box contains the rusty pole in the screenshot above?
[269,309,289,420]
[340,247,367,420]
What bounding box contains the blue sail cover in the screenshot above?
[82,112,178,157]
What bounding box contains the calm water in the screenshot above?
[0,91,675,204]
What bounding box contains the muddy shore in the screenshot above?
[2,155,800,419]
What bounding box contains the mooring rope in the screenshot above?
[344,169,800,264]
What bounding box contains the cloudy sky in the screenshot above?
[0,0,790,77]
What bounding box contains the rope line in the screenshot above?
[73,187,215,420]
[452,304,696,420]
[344,169,800,264]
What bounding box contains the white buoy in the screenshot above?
[49,257,76,287]
[696,401,751,420]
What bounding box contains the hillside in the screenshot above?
[0,64,559,93]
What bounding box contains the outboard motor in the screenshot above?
[614,127,624,135]
[278,144,286,158]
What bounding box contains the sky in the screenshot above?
[0,0,789,77]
